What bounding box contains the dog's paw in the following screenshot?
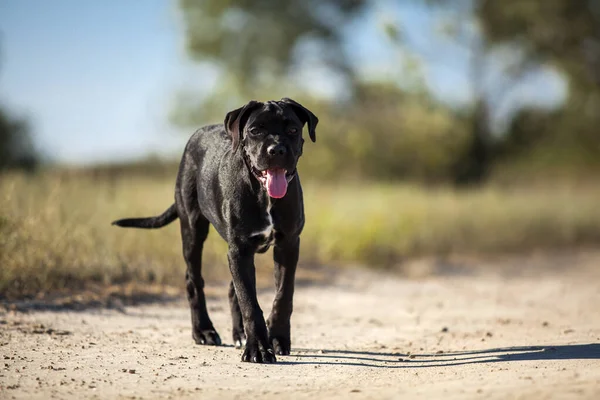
[270,335,291,356]
[241,338,276,363]
[193,329,222,346]
[233,330,247,349]
[267,320,291,355]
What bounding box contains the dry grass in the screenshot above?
[302,182,600,264]
[2,170,600,298]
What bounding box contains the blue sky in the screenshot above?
[0,0,566,164]
[1,0,188,163]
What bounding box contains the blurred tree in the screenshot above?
[299,81,470,182]
[444,1,494,185]
[175,0,366,125]
[0,107,37,171]
[416,0,600,182]
[174,0,474,183]
[0,39,38,172]
[479,0,600,87]
[477,0,600,174]
[178,0,600,183]
[421,0,539,184]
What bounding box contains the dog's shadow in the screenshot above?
[280,343,600,368]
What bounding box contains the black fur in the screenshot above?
[112,98,318,363]
[111,204,177,229]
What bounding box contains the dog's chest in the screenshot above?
[251,202,275,253]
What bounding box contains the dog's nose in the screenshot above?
[267,144,287,156]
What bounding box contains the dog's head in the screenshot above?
[224,98,318,199]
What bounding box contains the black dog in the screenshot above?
[112,98,318,363]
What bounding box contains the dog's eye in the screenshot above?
[288,128,298,135]
[248,128,261,136]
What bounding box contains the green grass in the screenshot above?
[2,170,600,298]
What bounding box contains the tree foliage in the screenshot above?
[177,0,365,121]
[0,40,38,172]
[479,1,600,84]
[176,0,600,183]
[476,0,600,173]
[176,0,473,183]
[0,106,37,171]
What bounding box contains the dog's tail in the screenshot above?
[111,204,178,229]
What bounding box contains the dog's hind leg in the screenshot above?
[180,214,221,346]
[228,281,246,348]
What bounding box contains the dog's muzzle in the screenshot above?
[243,149,296,199]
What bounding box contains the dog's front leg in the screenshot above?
[267,236,299,356]
[228,246,276,363]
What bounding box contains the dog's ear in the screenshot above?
[224,100,262,152]
[280,98,319,143]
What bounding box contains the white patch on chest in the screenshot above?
[250,199,274,245]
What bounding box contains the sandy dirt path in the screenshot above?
[2,262,600,399]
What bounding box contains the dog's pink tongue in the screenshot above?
[265,169,287,198]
